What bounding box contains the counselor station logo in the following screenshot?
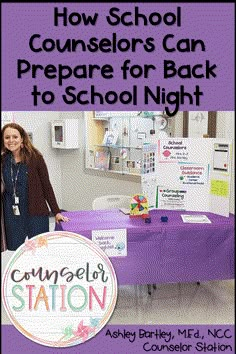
[2,231,118,347]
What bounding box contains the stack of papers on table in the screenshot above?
[181,215,211,223]
[119,208,130,215]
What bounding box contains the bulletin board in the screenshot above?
[141,138,232,217]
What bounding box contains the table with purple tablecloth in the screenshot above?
[55,209,235,285]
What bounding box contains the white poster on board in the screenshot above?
[213,143,230,173]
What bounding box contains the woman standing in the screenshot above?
[1,123,69,251]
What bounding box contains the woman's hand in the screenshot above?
[55,213,70,223]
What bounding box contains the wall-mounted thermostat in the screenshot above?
[51,119,79,149]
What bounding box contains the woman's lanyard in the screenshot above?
[10,156,21,205]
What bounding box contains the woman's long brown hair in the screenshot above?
[1,123,42,164]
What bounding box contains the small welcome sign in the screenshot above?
[92,229,127,257]
[2,231,117,347]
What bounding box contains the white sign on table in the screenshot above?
[181,215,211,223]
[92,229,127,257]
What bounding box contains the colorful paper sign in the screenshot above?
[210,179,229,197]
[130,194,149,216]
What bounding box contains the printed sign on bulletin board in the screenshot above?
[178,163,209,186]
[157,187,187,210]
[158,139,190,162]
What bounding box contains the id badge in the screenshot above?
[15,196,19,204]
[12,205,20,216]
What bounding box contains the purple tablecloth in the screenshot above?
[55,209,235,285]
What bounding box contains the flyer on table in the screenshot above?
[1,2,235,354]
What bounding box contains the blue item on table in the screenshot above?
[161,216,168,222]
[145,217,152,223]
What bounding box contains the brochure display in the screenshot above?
[85,111,170,176]
[142,138,232,217]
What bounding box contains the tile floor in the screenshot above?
[109,280,234,325]
[1,218,234,325]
